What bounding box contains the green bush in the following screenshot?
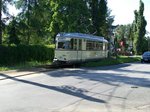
[0,45,54,65]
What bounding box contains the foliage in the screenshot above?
[89,0,109,37]
[98,0,109,37]
[7,17,20,45]
[114,24,132,53]
[0,66,10,71]
[114,0,147,55]
[132,0,147,54]
[49,0,113,41]
[147,36,150,51]
[0,60,52,71]
[50,0,90,39]
[0,0,13,44]
[141,37,148,52]
[0,44,54,65]
[83,56,141,67]
[0,0,114,45]
[13,0,52,44]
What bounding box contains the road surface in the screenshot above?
[0,62,150,112]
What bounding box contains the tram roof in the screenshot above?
[56,33,108,43]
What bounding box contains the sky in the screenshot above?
[8,4,20,16]
[107,0,150,35]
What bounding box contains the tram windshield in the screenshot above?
[57,40,73,50]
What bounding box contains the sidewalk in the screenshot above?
[0,67,49,80]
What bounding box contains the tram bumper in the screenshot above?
[53,58,67,65]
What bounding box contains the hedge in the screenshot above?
[0,45,54,65]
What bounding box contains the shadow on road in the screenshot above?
[45,67,150,88]
[85,63,132,70]
[0,73,106,104]
[43,64,150,112]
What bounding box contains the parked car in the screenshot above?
[141,51,150,63]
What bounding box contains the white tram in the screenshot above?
[53,33,108,64]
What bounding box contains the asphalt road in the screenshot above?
[0,62,150,112]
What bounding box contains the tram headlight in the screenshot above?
[53,58,58,62]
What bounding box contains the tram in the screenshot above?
[53,33,108,64]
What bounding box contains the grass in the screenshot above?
[0,67,10,71]
[82,56,141,67]
[0,56,141,71]
[0,61,52,71]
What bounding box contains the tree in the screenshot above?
[0,0,12,44]
[8,17,20,45]
[89,0,108,36]
[90,0,99,34]
[98,0,108,37]
[15,0,52,44]
[15,0,38,44]
[147,36,150,51]
[132,0,147,54]
[50,0,90,41]
[104,9,114,39]
[115,24,132,53]
[11,0,113,44]
[0,0,2,44]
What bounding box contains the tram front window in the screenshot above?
[57,41,72,49]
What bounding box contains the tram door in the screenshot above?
[73,39,82,62]
[78,39,82,61]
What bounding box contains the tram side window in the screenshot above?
[70,39,73,49]
[73,39,77,50]
[95,42,103,50]
[99,42,103,50]
[78,39,82,50]
[96,42,100,50]
[86,40,94,50]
